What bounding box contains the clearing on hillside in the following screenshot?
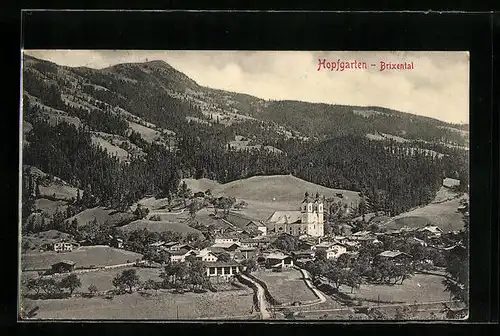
[65,207,136,227]
[22,230,75,252]
[120,219,202,236]
[383,196,467,232]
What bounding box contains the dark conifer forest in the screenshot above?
[21,54,469,222]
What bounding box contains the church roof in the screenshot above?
[267,211,302,224]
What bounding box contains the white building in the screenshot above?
[53,242,74,253]
[267,192,325,237]
[314,242,347,260]
[195,249,219,262]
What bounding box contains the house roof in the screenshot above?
[352,230,371,236]
[443,177,460,187]
[202,261,241,267]
[239,247,257,252]
[170,249,196,256]
[265,253,292,260]
[224,212,261,229]
[378,251,412,258]
[211,242,241,249]
[419,226,442,233]
[267,211,302,224]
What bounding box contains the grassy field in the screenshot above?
[254,269,317,304]
[22,289,256,320]
[184,175,360,221]
[21,267,162,292]
[21,246,143,270]
[183,178,221,194]
[128,121,162,143]
[120,219,202,235]
[35,198,69,217]
[383,197,466,232]
[64,207,136,227]
[91,135,130,162]
[345,274,450,305]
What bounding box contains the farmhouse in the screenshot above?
[314,242,347,259]
[170,243,195,251]
[53,242,75,253]
[239,247,258,259]
[225,212,268,236]
[170,249,197,263]
[51,260,75,273]
[419,225,443,237]
[443,177,461,189]
[214,235,241,245]
[267,192,325,237]
[204,261,241,278]
[376,251,413,264]
[264,253,294,269]
[110,237,124,249]
[196,249,219,262]
[210,242,241,252]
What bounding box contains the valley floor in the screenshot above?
[22,289,257,320]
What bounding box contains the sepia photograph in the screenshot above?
[18,50,469,321]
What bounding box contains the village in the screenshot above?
[20,176,469,320]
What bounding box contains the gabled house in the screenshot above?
[170,243,195,251]
[225,212,268,236]
[419,225,443,238]
[195,249,219,262]
[51,260,75,273]
[314,242,347,260]
[53,242,76,253]
[210,242,241,252]
[239,247,258,260]
[204,261,241,278]
[376,250,413,264]
[264,253,294,269]
[110,237,124,249]
[169,249,198,263]
[214,235,241,245]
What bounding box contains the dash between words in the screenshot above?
[317,58,415,72]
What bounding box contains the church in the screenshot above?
[266,192,325,237]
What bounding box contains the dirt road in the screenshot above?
[240,273,271,320]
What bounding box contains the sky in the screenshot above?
[24,50,470,124]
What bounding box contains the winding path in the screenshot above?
[296,267,327,307]
[240,273,271,320]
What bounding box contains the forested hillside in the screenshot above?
[21,54,469,228]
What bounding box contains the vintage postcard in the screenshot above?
[18,50,469,321]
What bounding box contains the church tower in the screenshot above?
[301,191,314,225]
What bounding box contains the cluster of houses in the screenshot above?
[44,193,459,281]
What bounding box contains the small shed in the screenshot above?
[51,260,76,273]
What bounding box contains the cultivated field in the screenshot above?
[21,246,143,270]
[383,197,466,232]
[22,288,256,320]
[344,273,450,305]
[254,269,317,304]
